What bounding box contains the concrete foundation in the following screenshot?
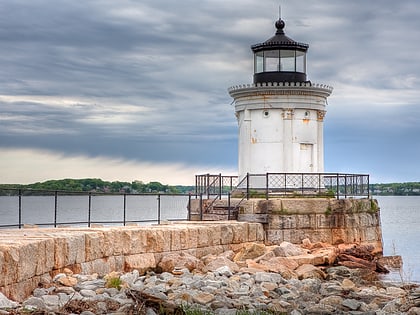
[191,197,383,253]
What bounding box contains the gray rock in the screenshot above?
[55,286,76,294]
[342,298,361,311]
[41,294,59,308]
[22,296,46,310]
[120,269,139,285]
[215,266,233,277]
[145,308,159,315]
[408,307,420,315]
[320,295,343,307]
[79,289,96,298]
[32,288,49,297]
[0,292,19,309]
[255,271,282,283]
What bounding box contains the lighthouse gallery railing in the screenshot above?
[195,173,370,200]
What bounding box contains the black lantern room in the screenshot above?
[252,17,309,84]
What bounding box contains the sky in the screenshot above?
[1,0,420,185]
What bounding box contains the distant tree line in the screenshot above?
[0,178,195,194]
[370,182,420,196]
[1,178,419,196]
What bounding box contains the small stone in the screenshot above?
[192,292,215,305]
[342,278,356,290]
[58,276,78,287]
[261,281,277,291]
[408,307,420,315]
[146,308,159,315]
[55,286,76,294]
[386,286,406,297]
[215,266,233,277]
[320,295,343,307]
[32,288,49,297]
[79,289,96,298]
[342,298,361,311]
[42,295,59,309]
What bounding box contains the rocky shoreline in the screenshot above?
[1,240,419,314]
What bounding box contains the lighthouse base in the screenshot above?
[189,197,383,254]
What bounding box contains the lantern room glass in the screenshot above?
[254,49,306,74]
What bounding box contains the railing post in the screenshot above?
[219,173,222,200]
[195,175,198,197]
[123,193,127,226]
[88,192,92,227]
[336,174,340,199]
[206,174,210,199]
[246,173,250,200]
[18,189,22,229]
[284,173,287,196]
[318,173,321,194]
[199,193,203,220]
[157,194,161,224]
[367,175,370,198]
[301,173,304,195]
[228,192,231,220]
[188,193,192,221]
[344,175,348,198]
[265,173,269,200]
[54,191,58,228]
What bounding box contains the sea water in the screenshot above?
[377,195,420,283]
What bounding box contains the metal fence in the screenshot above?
[0,189,191,229]
[196,173,370,200]
[195,174,239,199]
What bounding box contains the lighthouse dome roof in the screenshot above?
[251,18,308,52]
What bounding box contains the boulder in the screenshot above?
[295,264,326,280]
[233,243,266,262]
[258,258,298,280]
[205,256,239,273]
[274,242,308,257]
[338,254,376,270]
[262,256,299,271]
[158,252,204,273]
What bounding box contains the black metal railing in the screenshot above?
[0,189,191,229]
[195,174,238,199]
[196,172,370,200]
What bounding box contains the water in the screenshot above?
[0,194,418,282]
[0,194,190,227]
[376,196,420,283]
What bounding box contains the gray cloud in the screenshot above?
[1,0,420,182]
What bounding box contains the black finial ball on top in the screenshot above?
[275,18,285,30]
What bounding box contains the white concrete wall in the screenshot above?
[229,83,332,182]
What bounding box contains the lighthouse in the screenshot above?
[228,15,333,183]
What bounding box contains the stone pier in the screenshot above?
[0,198,384,302]
[0,221,264,302]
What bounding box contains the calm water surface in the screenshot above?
[376,196,420,283]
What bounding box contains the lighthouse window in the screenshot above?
[263,110,270,118]
[255,52,264,73]
[264,50,280,72]
[280,50,295,72]
[296,50,306,73]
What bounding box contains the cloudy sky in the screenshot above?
[1,0,419,185]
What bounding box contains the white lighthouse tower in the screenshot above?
[229,16,333,183]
